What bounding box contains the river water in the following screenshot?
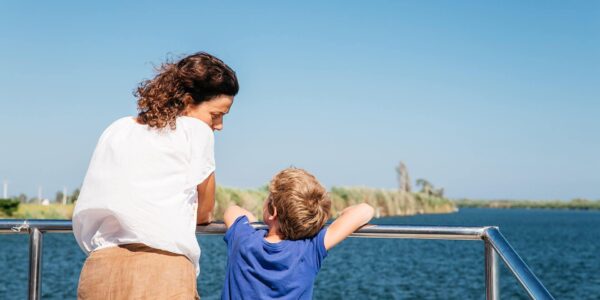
[1,208,598,299]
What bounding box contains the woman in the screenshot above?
[72,52,239,299]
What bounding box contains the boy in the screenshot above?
[222,167,375,299]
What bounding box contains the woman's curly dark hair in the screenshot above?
[135,52,239,129]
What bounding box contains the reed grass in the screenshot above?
[2,186,457,220]
[12,204,75,219]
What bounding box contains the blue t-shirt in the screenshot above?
[221,216,328,300]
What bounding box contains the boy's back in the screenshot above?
[221,168,374,299]
[222,215,328,300]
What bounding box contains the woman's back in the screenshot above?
[73,116,215,274]
[72,51,238,299]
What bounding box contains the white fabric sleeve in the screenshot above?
[188,123,216,188]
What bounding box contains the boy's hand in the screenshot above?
[324,203,375,250]
[224,205,257,228]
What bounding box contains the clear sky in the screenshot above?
[1,1,598,200]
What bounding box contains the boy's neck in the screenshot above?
[265,224,284,243]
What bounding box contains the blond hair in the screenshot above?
[267,168,331,240]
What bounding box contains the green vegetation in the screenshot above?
[1,185,456,220]
[454,198,600,210]
[213,185,269,220]
[330,187,456,216]
[0,198,20,216]
[12,204,74,219]
[213,185,456,220]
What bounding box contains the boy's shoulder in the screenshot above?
[225,216,328,252]
[224,215,257,244]
[291,226,328,244]
[284,227,330,268]
[282,227,329,260]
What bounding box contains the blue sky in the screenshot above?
[1,1,598,200]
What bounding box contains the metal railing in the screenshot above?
[0,219,554,300]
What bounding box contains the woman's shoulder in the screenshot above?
[177,117,214,143]
[99,116,136,132]
[177,116,212,132]
[94,116,135,141]
[111,116,136,127]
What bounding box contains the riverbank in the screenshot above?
[0,186,457,219]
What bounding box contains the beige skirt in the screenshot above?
[78,244,200,300]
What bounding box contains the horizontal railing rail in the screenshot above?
[1,219,486,239]
[0,219,554,300]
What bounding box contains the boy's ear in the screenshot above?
[268,206,278,220]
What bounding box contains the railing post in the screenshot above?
[484,227,554,299]
[28,227,43,300]
[485,239,499,300]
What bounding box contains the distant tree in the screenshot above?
[415,179,446,198]
[54,191,64,203]
[0,198,20,216]
[16,193,27,203]
[69,188,80,204]
[416,178,433,195]
[258,184,269,192]
[395,162,411,193]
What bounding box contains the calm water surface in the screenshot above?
[1,208,599,299]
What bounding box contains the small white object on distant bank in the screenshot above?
[2,179,7,199]
[62,187,68,205]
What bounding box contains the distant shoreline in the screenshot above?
[4,193,597,220]
[453,198,600,210]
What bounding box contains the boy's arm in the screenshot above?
[224,205,258,228]
[197,172,216,225]
[324,203,375,250]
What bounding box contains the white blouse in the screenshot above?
[73,116,215,276]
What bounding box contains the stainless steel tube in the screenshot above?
[199,222,485,240]
[0,219,72,233]
[484,227,554,300]
[28,227,43,300]
[349,224,485,240]
[485,239,499,300]
[2,220,486,240]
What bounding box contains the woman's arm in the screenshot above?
[224,205,257,228]
[196,172,216,225]
[324,203,375,250]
